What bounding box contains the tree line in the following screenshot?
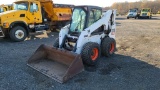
[104,0,160,15]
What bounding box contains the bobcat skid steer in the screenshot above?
[28,6,116,83]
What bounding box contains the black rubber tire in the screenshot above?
[127,17,129,19]
[81,42,101,66]
[135,16,137,19]
[150,16,152,19]
[101,37,116,57]
[9,26,27,42]
[53,38,59,48]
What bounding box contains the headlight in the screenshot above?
[3,22,9,27]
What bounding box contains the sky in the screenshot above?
[0,0,140,7]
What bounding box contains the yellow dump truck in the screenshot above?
[0,4,13,13]
[0,0,72,42]
[139,8,152,19]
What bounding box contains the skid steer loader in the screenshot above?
[28,6,116,83]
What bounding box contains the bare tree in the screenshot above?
[109,0,160,15]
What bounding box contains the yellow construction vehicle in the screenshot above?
[28,6,116,83]
[0,4,13,13]
[0,0,72,41]
[139,8,152,19]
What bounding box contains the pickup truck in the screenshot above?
[127,8,140,19]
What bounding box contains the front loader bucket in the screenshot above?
[27,44,84,83]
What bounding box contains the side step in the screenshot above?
[0,28,5,37]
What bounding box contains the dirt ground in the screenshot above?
[116,15,160,66]
[0,15,160,90]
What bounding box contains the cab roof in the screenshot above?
[74,5,102,10]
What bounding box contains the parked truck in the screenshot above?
[0,4,13,13]
[0,0,72,42]
[139,8,152,19]
[127,8,140,19]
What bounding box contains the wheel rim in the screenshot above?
[15,30,24,39]
[91,48,98,61]
[109,42,115,53]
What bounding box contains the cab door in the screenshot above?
[26,2,42,24]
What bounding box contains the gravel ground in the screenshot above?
[0,15,160,90]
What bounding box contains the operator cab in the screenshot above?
[69,6,102,36]
[63,6,102,51]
